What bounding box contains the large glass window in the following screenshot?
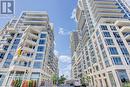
[105,39,114,45]
[120,47,129,55]
[110,26,117,31]
[0,53,4,59]
[103,32,111,37]
[100,25,108,30]
[7,53,14,59]
[105,60,110,67]
[40,33,46,38]
[108,71,117,87]
[116,39,124,46]
[39,39,46,45]
[11,45,18,50]
[31,72,40,78]
[0,73,6,86]
[13,39,20,44]
[30,72,40,82]
[37,46,44,52]
[116,70,129,84]
[108,47,118,55]
[125,57,130,65]
[113,32,120,38]
[112,57,122,65]
[35,53,44,60]
[16,33,23,38]
[3,61,11,68]
[33,62,42,68]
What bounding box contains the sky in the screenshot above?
[0,0,130,79]
[0,0,77,79]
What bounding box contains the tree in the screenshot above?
[81,75,91,87]
[51,74,59,85]
[58,75,66,85]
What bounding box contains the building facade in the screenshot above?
[0,11,58,87]
[71,0,130,87]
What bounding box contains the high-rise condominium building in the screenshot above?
[0,11,58,87]
[71,0,130,87]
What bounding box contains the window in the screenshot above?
[3,46,8,51]
[105,39,114,45]
[39,40,46,45]
[3,61,11,68]
[0,73,6,86]
[100,25,108,30]
[40,33,46,38]
[100,43,104,50]
[103,32,111,37]
[112,57,122,65]
[125,57,130,65]
[7,53,14,59]
[113,32,120,38]
[116,39,124,46]
[116,70,129,84]
[30,72,40,81]
[33,62,42,68]
[35,53,44,60]
[108,71,117,87]
[13,39,20,44]
[120,47,129,55]
[37,46,44,52]
[108,47,118,55]
[96,30,99,36]
[16,33,23,38]
[11,45,18,50]
[105,60,110,67]
[110,26,117,31]
[0,53,4,59]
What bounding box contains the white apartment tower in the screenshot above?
[0,11,58,87]
[71,0,130,87]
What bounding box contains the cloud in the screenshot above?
[58,54,71,79]
[70,8,77,22]
[58,28,64,35]
[54,41,56,46]
[59,55,71,63]
[54,50,59,56]
[58,27,70,35]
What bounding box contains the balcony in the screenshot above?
[115,20,130,27]
[0,40,9,45]
[23,20,47,25]
[25,39,37,46]
[94,12,124,19]
[13,55,33,62]
[91,2,118,11]
[89,0,117,6]
[29,32,39,39]
[92,8,122,15]
[121,26,130,33]
[95,13,124,24]
[125,34,130,40]
[22,46,35,53]
[4,34,12,39]
[78,14,86,30]
[24,12,48,16]
[23,16,48,21]
[6,27,16,33]
[30,27,41,33]
[0,47,7,53]
[9,65,31,71]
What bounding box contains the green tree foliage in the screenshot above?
[58,75,66,84]
[51,74,59,85]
